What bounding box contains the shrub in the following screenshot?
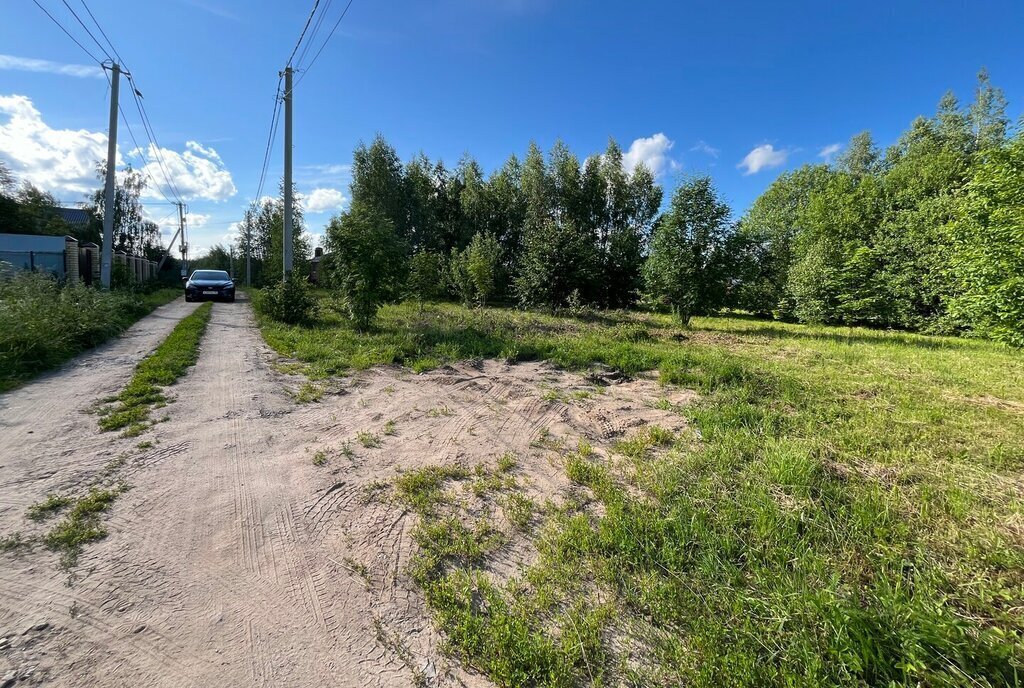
[0,272,175,390]
[254,273,317,325]
[325,201,408,330]
[407,250,444,305]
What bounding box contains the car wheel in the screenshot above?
[185,294,192,302]
[227,295,235,303]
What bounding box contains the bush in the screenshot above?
[0,272,175,390]
[324,201,408,330]
[254,273,317,325]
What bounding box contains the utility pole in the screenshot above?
[245,218,252,286]
[100,63,120,289]
[282,66,294,278]
[177,202,188,279]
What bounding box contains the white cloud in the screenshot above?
[0,94,237,203]
[622,133,679,176]
[303,187,347,213]
[0,94,114,196]
[737,144,789,175]
[690,140,720,158]
[0,54,104,80]
[132,141,236,202]
[818,143,842,162]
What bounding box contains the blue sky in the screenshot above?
[1,0,1022,256]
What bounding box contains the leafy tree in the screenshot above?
[351,134,406,238]
[643,176,733,324]
[970,67,1009,152]
[325,201,409,329]
[236,188,310,286]
[515,217,598,309]
[733,164,833,317]
[90,165,157,255]
[407,250,444,307]
[465,232,501,306]
[949,131,1024,345]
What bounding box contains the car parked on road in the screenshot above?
[184,269,235,302]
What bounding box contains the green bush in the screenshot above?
[0,272,178,390]
[254,273,317,325]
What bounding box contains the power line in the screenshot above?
[292,0,355,90]
[295,0,333,69]
[126,79,185,204]
[58,0,112,62]
[286,0,321,68]
[253,79,284,206]
[78,0,126,68]
[31,0,104,65]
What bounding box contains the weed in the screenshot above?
[0,532,32,553]
[497,452,518,473]
[27,494,73,521]
[43,485,126,568]
[136,440,154,450]
[383,419,397,436]
[340,441,355,460]
[294,381,324,404]
[502,493,536,531]
[356,431,381,448]
[312,450,329,467]
[394,465,469,513]
[426,405,454,418]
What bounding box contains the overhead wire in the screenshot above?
[294,0,333,69]
[58,0,112,62]
[78,0,126,68]
[286,0,321,68]
[292,0,355,89]
[31,0,104,65]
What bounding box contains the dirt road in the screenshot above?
[0,296,691,686]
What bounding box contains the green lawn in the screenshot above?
[258,299,1024,686]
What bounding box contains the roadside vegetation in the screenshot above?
[269,298,1024,685]
[98,301,212,435]
[0,272,181,392]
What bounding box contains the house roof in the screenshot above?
[55,207,91,227]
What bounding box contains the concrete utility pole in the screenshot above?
[100,63,120,289]
[282,66,294,277]
[177,202,188,278]
[245,220,252,287]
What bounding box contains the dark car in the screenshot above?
[185,270,235,302]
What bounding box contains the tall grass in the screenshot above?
[0,272,180,391]
[257,298,1024,686]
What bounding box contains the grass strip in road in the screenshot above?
[98,301,212,435]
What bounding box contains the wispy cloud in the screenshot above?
[690,140,720,158]
[737,144,790,175]
[818,143,842,162]
[177,0,240,22]
[0,54,103,80]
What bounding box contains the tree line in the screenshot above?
[253,69,1021,345]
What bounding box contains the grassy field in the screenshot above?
[258,299,1024,686]
[0,273,183,392]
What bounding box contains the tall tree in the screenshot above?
[644,176,733,324]
[949,130,1024,345]
[970,67,1009,152]
[350,134,406,238]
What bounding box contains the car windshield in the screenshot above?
[191,271,230,281]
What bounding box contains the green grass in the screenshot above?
[43,485,127,568]
[98,302,212,432]
[256,298,1024,687]
[0,272,182,392]
[26,493,74,521]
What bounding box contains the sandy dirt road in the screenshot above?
[0,296,691,687]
